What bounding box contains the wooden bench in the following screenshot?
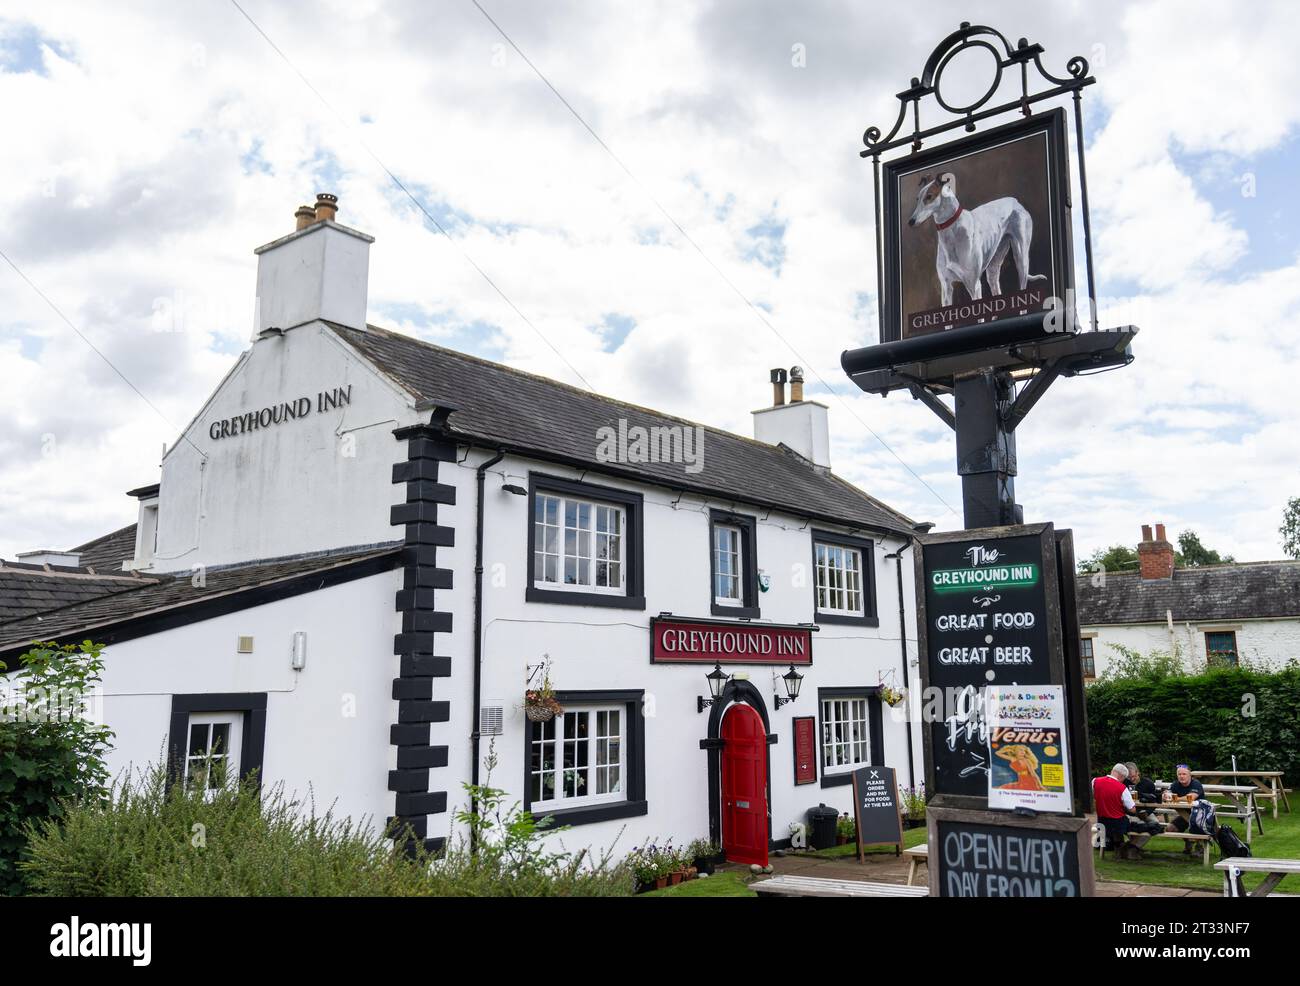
[904,844,928,886]
[1093,823,1213,865]
[752,874,928,897]
[1214,857,1300,897]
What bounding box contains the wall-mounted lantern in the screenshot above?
[774,664,804,709]
[697,663,729,714]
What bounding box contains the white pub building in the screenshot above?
[1,196,926,866]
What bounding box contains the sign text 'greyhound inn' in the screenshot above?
[649,617,813,665]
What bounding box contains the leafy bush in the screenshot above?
[23,751,634,897]
[1086,649,1300,785]
[0,641,113,896]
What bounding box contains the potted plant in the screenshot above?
[900,783,927,828]
[688,837,721,875]
[836,813,856,845]
[879,684,905,707]
[630,843,676,892]
[524,673,563,722]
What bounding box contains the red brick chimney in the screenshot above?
[1137,522,1175,580]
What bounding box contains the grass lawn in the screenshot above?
[1096,807,1300,893]
[639,869,757,897]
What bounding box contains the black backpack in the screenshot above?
[1215,824,1251,859]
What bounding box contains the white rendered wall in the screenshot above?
[1083,618,1300,678]
[151,323,421,572]
[434,448,922,859]
[95,570,400,828]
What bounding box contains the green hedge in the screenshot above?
[1086,660,1300,785]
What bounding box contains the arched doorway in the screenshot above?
[720,703,769,867]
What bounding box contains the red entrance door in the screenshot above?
[720,703,769,867]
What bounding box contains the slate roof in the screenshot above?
[0,563,150,622]
[74,523,137,572]
[1076,561,1300,626]
[0,545,401,658]
[331,323,916,536]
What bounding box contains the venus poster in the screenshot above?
[986,685,1072,814]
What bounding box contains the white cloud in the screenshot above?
[0,0,1296,565]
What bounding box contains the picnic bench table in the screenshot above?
[1153,781,1260,842]
[904,843,928,886]
[752,874,928,897]
[1193,771,1291,819]
[1214,857,1300,897]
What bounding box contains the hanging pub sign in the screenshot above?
[881,110,1074,344]
[914,523,1070,810]
[649,616,814,665]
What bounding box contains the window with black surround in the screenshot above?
[811,530,878,626]
[1080,637,1096,679]
[709,509,759,617]
[817,686,884,788]
[527,474,645,609]
[167,693,267,792]
[524,689,647,826]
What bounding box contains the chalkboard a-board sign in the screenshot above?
[927,806,1095,897]
[851,765,904,860]
[914,523,1067,810]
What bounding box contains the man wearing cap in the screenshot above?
[1094,763,1145,859]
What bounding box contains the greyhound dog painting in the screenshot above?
[907,172,1047,306]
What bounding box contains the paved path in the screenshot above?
[726,850,1215,897]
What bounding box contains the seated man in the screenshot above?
[1094,763,1148,858]
[1125,762,1159,803]
[1167,764,1205,801]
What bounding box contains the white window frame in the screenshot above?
[184,711,243,797]
[815,541,865,617]
[821,697,870,774]
[712,522,744,607]
[529,704,626,811]
[533,492,627,596]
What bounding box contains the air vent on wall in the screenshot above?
[237,635,254,654]
[480,702,504,737]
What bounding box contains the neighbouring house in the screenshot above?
[1076,523,1300,679]
[0,194,926,866]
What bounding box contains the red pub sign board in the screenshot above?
[649,616,814,665]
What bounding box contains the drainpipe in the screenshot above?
[470,448,505,850]
[884,536,916,789]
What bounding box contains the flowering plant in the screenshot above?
[524,672,563,721]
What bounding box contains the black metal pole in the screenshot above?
[953,370,1021,527]
[470,448,506,852]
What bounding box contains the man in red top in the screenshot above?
[1094,763,1143,858]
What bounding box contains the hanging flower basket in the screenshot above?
[880,685,905,708]
[524,686,563,722]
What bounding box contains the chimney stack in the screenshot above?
[753,367,830,469]
[254,192,373,334]
[314,192,339,224]
[1137,522,1175,580]
[770,367,787,406]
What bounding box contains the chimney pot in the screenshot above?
[294,205,317,231]
[1141,524,1152,542]
[769,367,787,407]
[1155,522,1167,542]
[789,365,805,403]
[314,192,339,224]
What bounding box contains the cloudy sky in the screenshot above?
[1,0,1297,563]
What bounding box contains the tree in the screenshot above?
[1282,497,1300,559]
[1079,544,1139,574]
[1176,530,1233,567]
